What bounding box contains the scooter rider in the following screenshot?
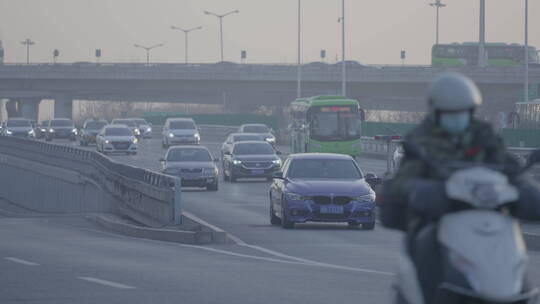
[378,73,540,303]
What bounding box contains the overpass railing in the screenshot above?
[0,136,180,227]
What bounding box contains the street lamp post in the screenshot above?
[171,25,202,64]
[297,0,302,98]
[341,0,346,96]
[21,38,35,64]
[429,0,446,45]
[479,0,486,67]
[204,9,239,62]
[133,43,164,64]
[524,0,529,102]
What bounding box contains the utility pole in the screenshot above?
[133,43,164,64]
[341,0,346,96]
[171,26,202,64]
[524,0,529,102]
[297,0,302,98]
[479,0,486,67]
[429,0,446,44]
[21,38,35,64]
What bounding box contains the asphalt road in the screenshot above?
[2,136,540,304]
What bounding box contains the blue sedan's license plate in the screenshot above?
[320,205,344,214]
[251,169,264,175]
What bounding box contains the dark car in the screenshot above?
[222,141,282,182]
[46,118,77,141]
[221,133,264,157]
[80,119,108,146]
[2,118,35,139]
[269,153,377,229]
[238,124,276,146]
[35,120,49,139]
[160,146,219,191]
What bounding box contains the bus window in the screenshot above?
[310,107,361,141]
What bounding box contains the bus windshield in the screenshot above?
[309,107,361,141]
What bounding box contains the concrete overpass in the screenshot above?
[0,62,538,121]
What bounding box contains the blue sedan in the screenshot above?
[269,153,377,229]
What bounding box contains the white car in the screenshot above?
[96,124,138,155]
[162,118,200,148]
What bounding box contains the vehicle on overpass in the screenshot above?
[222,141,282,182]
[160,146,219,191]
[221,133,265,158]
[2,118,35,139]
[269,153,377,229]
[111,118,142,139]
[35,120,49,139]
[45,119,77,142]
[96,124,138,155]
[162,118,200,148]
[79,118,108,146]
[133,118,152,138]
[289,95,363,157]
[432,42,539,67]
[237,124,275,146]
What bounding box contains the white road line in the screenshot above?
[4,257,39,266]
[78,277,136,289]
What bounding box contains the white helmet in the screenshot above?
[428,73,482,112]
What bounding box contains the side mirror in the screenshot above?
[365,173,382,188]
[272,171,284,179]
[275,150,282,155]
[527,149,540,167]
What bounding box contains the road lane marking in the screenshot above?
[78,277,135,289]
[4,257,39,266]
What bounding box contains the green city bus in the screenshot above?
[289,96,363,157]
[432,42,539,67]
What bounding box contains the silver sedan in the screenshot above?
[96,124,138,155]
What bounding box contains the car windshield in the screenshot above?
[170,121,196,129]
[134,119,148,125]
[233,143,275,155]
[50,120,74,127]
[6,120,31,127]
[243,125,269,133]
[233,135,263,142]
[86,121,107,130]
[167,148,212,162]
[105,128,132,136]
[113,120,136,127]
[310,107,361,141]
[288,159,363,179]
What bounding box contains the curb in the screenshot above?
[183,211,229,244]
[88,214,214,245]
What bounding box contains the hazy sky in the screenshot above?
[0,0,538,65]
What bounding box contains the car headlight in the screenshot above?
[168,133,174,138]
[132,138,138,144]
[40,128,46,132]
[353,193,376,203]
[147,127,152,132]
[272,159,282,166]
[194,133,201,140]
[203,168,218,175]
[266,137,276,142]
[71,128,77,134]
[104,139,110,144]
[232,159,242,165]
[284,192,306,201]
[6,130,12,135]
[134,128,141,135]
[28,129,35,135]
[49,129,54,133]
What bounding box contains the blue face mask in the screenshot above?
[439,111,471,134]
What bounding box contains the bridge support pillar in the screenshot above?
[54,94,73,119]
[20,99,41,122]
[5,100,20,118]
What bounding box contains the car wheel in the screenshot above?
[269,198,281,225]
[266,176,273,182]
[281,201,295,229]
[230,173,237,183]
[362,222,375,230]
[207,182,218,191]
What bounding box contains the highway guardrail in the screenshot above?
[0,136,181,227]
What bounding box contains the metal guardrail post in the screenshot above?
[174,177,182,225]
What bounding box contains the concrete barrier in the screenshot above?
[0,136,180,228]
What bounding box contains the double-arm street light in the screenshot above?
[429,0,446,45]
[133,43,164,64]
[21,38,35,64]
[204,9,239,62]
[171,25,202,64]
